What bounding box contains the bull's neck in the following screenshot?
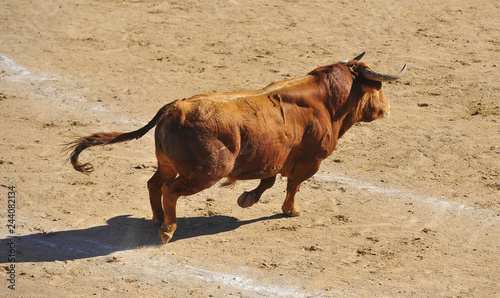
[334,111,360,140]
[323,86,361,140]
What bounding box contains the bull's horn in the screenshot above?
[352,52,365,61]
[361,64,407,82]
[339,52,366,64]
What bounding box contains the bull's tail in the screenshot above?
[66,105,169,174]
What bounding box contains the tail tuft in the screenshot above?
[66,132,122,173]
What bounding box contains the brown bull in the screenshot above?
[68,52,406,244]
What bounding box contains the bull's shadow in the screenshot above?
[0,214,284,263]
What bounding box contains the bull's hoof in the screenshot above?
[237,191,258,208]
[159,224,175,244]
[282,206,301,217]
[159,228,173,244]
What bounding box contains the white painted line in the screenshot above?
[30,238,58,249]
[179,264,314,297]
[314,172,469,211]
[29,234,318,296]
[0,54,52,82]
[0,53,137,125]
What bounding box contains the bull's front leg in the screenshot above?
[238,176,276,208]
[281,180,301,217]
[281,162,321,217]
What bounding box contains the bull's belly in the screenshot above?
[227,166,281,180]
[227,151,292,180]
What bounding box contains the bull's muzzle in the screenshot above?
[379,105,391,119]
[382,107,390,118]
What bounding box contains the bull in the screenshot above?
[67,52,406,244]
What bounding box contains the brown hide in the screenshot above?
[67,57,402,244]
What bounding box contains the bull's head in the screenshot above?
[342,52,406,122]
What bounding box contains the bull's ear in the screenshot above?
[361,80,382,92]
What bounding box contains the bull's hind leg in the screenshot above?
[238,176,276,208]
[147,164,177,224]
[159,174,221,244]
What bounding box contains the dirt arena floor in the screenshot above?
[1,0,499,296]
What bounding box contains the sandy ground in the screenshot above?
[1,0,499,297]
